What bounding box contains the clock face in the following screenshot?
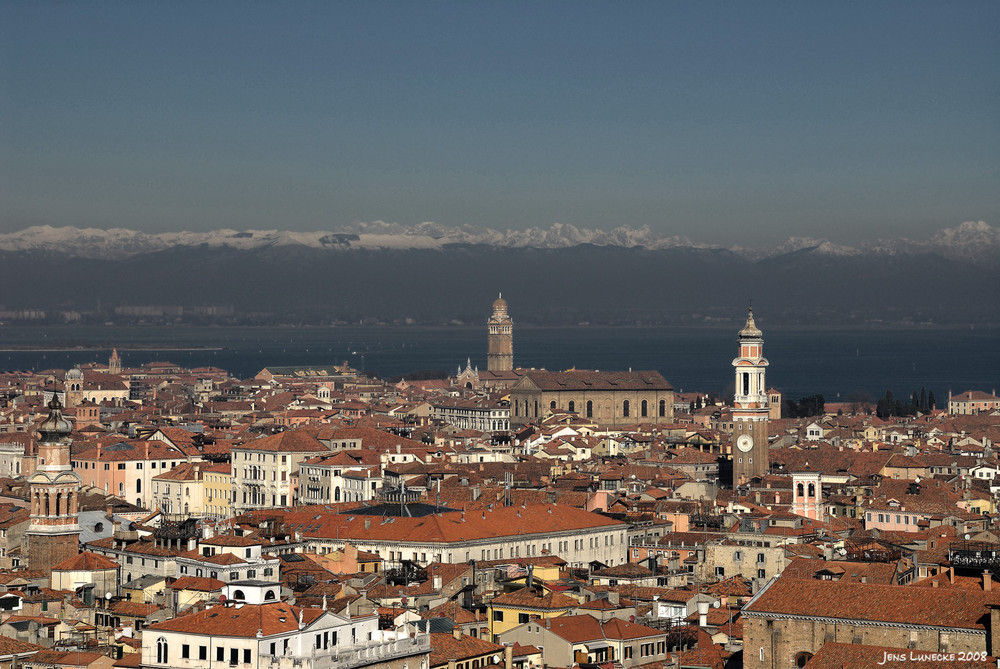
[737,434,754,453]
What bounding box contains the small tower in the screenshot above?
[732,307,770,487]
[64,366,84,408]
[25,396,82,572]
[108,348,122,375]
[791,468,823,521]
[487,294,514,372]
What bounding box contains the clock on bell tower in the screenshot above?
[732,307,770,487]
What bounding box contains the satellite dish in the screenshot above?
[219,594,227,602]
[629,615,635,622]
[965,533,972,540]
[493,655,500,664]
[712,601,720,609]
[105,592,112,600]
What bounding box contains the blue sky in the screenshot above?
[2,1,997,245]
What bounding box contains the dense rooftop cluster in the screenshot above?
[0,344,998,669]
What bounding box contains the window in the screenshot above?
[244,649,251,664]
[118,463,126,470]
[586,400,593,418]
[493,610,503,621]
[519,613,530,623]
[622,400,630,417]
[641,399,648,417]
[217,647,225,662]
[659,399,666,417]
[182,644,190,659]
[156,637,168,664]
[199,646,207,660]
[104,463,110,470]
[715,566,725,577]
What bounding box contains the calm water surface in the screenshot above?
[0,325,997,403]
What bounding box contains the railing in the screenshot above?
[261,634,431,669]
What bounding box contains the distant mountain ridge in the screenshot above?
[1,220,996,264]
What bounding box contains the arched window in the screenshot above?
[586,400,593,418]
[156,637,168,664]
[119,482,124,495]
[641,400,648,417]
[335,487,341,502]
[185,486,190,497]
[794,652,813,668]
[659,399,666,417]
[550,400,557,411]
[622,400,630,418]
[136,479,141,493]
[265,589,276,600]
[533,401,538,417]
[796,483,804,497]
[568,400,575,413]
[808,483,815,498]
[233,590,246,600]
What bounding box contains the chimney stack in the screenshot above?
[985,570,993,592]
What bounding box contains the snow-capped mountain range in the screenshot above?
[0,220,996,263]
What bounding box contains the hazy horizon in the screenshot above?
[2,2,998,246]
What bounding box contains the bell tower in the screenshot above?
[108,347,122,375]
[487,294,514,372]
[732,307,770,486]
[25,396,82,572]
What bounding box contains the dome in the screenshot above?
[738,307,762,339]
[37,395,72,442]
[492,294,508,312]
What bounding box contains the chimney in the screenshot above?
[452,627,462,640]
[985,570,993,592]
[697,600,709,628]
[433,575,442,590]
[949,566,955,585]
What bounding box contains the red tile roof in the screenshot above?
[744,577,1000,630]
[147,601,326,637]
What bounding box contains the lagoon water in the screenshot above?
[0,324,997,404]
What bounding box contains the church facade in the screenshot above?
[509,370,674,428]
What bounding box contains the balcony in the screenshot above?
[260,633,431,669]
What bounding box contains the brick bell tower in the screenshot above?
[487,294,514,372]
[25,396,82,572]
[731,307,770,487]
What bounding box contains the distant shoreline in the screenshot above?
[0,346,224,352]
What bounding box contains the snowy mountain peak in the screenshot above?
[0,221,994,263]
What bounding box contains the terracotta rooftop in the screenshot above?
[744,577,1000,630]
